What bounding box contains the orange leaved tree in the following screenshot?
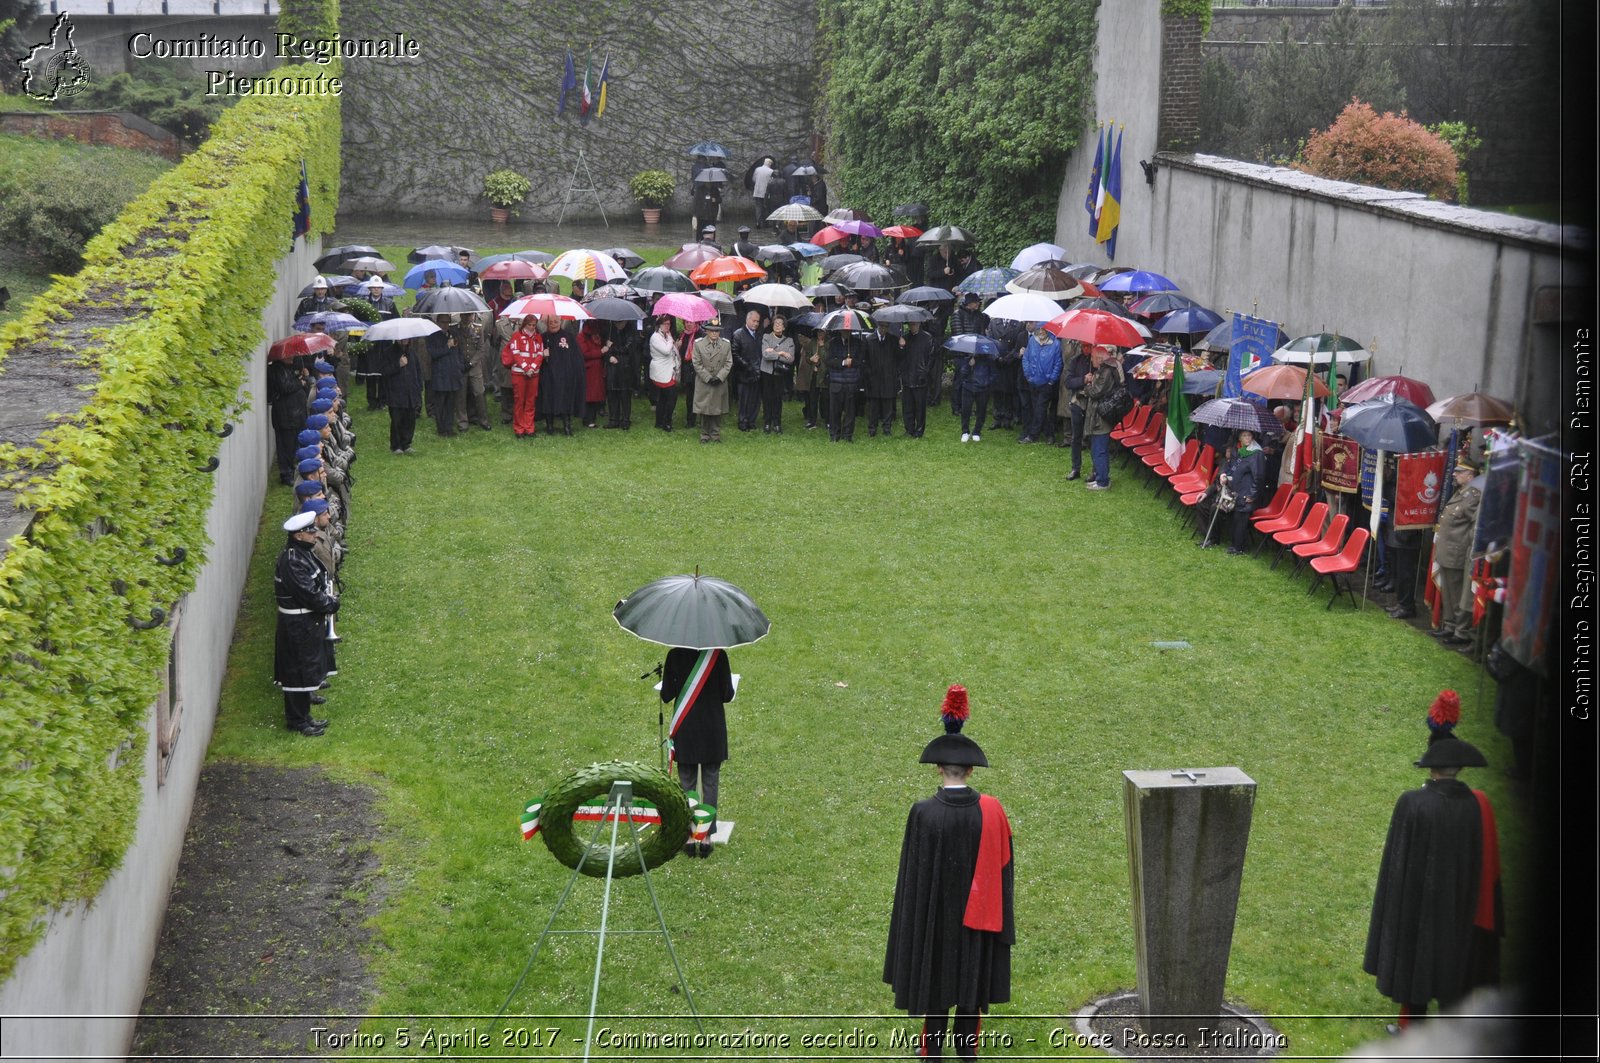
[1298,101,1460,200]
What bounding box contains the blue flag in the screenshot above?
[1085,125,1104,239]
[1225,313,1279,399]
[558,49,577,115]
[1098,128,1122,259]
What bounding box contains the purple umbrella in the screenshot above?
[832,218,882,238]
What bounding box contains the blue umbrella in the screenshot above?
[403,260,470,290]
[943,335,1000,357]
[1338,400,1439,453]
[788,241,828,258]
[293,311,365,333]
[1155,306,1225,335]
[953,267,1020,298]
[1099,270,1179,293]
[900,286,956,304]
[687,141,729,158]
[1010,242,1069,271]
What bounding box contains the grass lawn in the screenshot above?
[206,351,1524,1057]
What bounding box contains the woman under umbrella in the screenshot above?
[538,316,586,436]
[1202,429,1267,554]
[604,320,639,429]
[647,316,681,431]
[579,321,607,427]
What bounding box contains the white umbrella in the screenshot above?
[739,283,812,309]
[500,294,593,320]
[362,317,442,341]
[983,291,1071,323]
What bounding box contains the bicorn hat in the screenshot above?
[1415,737,1488,769]
[919,684,988,767]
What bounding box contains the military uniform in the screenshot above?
[691,326,733,440]
[274,512,339,735]
[1434,464,1483,640]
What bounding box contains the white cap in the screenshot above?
[312,275,328,288]
[365,276,385,287]
[283,511,317,533]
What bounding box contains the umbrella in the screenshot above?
[1066,294,1138,319]
[1004,266,1084,302]
[699,289,735,310]
[478,260,547,281]
[954,267,1021,298]
[584,297,646,322]
[916,225,975,248]
[788,242,828,258]
[1098,270,1179,294]
[362,317,442,341]
[1044,309,1145,348]
[787,312,826,331]
[767,203,824,223]
[403,260,470,289]
[613,572,770,651]
[899,286,956,304]
[1130,350,1211,380]
[1338,400,1439,452]
[1341,374,1436,408]
[944,334,1001,357]
[629,266,699,294]
[690,256,766,286]
[653,292,718,323]
[1190,397,1284,436]
[833,218,881,238]
[686,142,729,158]
[818,253,864,273]
[1154,306,1224,335]
[345,280,406,300]
[830,261,909,292]
[267,333,337,362]
[791,164,820,178]
[293,311,365,332]
[1195,319,1290,354]
[313,245,378,271]
[891,201,928,217]
[801,283,850,299]
[500,293,590,320]
[739,283,812,309]
[548,249,628,283]
[1128,292,1196,317]
[415,287,491,316]
[881,225,924,239]
[601,247,646,270]
[983,292,1068,323]
[1061,263,1102,280]
[1182,369,1226,396]
[1010,242,1070,271]
[825,207,872,222]
[694,168,730,184]
[754,244,801,264]
[586,283,640,301]
[510,249,556,265]
[298,276,358,297]
[811,226,849,247]
[410,244,473,264]
[872,303,934,324]
[663,245,723,271]
[817,307,874,332]
[345,256,396,273]
[1273,333,1373,365]
[1242,364,1329,400]
[1425,392,1516,427]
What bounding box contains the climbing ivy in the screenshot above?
[1161,0,1211,36]
[278,0,341,43]
[0,58,340,979]
[817,0,1098,261]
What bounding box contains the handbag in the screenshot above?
[1094,380,1133,423]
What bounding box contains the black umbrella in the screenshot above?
[1067,295,1138,320]
[613,572,770,650]
[511,249,556,265]
[892,202,929,219]
[585,297,645,321]
[1338,400,1439,453]
[818,307,875,332]
[695,168,731,184]
[314,245,379,271]
[1190,397,1283,436]
[629,266,698,294]
[413,287,490,316]
[686,142,730,159]
[818,253,864,273]
[410,244,474,264]
[601,247,645,270]
[1182,369,1226,396]
[802,282,851,299]
[872,303,934,324]
[915,225,974,248]
[754,244,800,263]
[899,286,956,304]
[830,261,910,292]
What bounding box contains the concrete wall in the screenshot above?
[1055,0,1585,437]
[27,4,282,77]
[0,236,319,1063]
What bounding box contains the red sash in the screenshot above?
[963,794,1012,932]
[1472,789,1500,932]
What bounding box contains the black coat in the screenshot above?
[540,327,586,417]
[267,362,309,430]
[605,328,639,390]
[884,786,1014,1014]
[730,326,763,384]
[379,339,422,410]
[1221,445,1267,511]
[1364,778,1502,1006]
[426,331,463,392]
[864,332,900,397]
[826,334,862,386]
[273,538,339,691]
[900,330,935,388]
[660,647,735,764]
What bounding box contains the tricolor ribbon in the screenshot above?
[573,799,661,825]
[687,791,717,842]
[520,797,543,840]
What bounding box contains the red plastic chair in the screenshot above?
[1291,513,1350,577]
[1249,483,1293,525]
[1148,437,1198,477]
[1270,502,1328,569]
[1251,492,1308,555]
[1122,411,1164,451]
[1110,404,1151,443]
[1169,447,1215,495]
[1130,413,1168,459]
[1309,528,1370,609]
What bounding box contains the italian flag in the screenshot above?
[573,799,661,825]
[1164,357,1193,470]
[687,792,717,841]
[580,54,593,118]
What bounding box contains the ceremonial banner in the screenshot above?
[1501,442,1562,672]
[1472,446,1521,557]
[1393,450,1446,530]
[1225,313,1278,399]
[1320,433,1361,493]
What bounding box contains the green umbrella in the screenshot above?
[613,572,771,650]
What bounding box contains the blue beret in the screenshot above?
[299,497,330,515]
[297,457,324,475]
[313,360,336,373]
[309,398,335,414]
[315,385,339,398]
[316,376,339,389]
[297,429,321,446]
[294,446,321,464]
[293,480,324,498]
[305,414,330,430]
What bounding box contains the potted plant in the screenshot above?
[629,169,675,224]
[482,168,532,223]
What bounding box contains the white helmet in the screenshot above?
[312,275,329,288]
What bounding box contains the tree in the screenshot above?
[1298,100,1458,200]
[0,0,43,92]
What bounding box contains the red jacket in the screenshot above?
[501,330,545,376]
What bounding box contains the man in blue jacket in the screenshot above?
[1019,325,1062,444]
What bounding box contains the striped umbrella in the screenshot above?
[817,307,875,332]
[547,249,628,283]
[1273,333,1373,365]
[1005,266,1084,302]
[500,294,590,320]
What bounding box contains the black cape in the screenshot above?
[1364,777,1501,1006]
[539,327,586,418]
[660,647,734,764]
[884,786,1014,1014]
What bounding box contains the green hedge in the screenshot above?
[0,64,340,980]
[817,0,1098,262]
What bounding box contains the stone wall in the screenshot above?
[338,0,819,222]
[0,110,183,158]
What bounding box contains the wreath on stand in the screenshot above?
[524,761,691,877]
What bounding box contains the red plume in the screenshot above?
[1427,689,1461,730]
[941,684,970,723]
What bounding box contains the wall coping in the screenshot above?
[0,109,179,147]
[1156,152,1588,254]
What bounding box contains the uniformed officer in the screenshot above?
[691,320,733,442]
[274,511,339,736]
[1432,455,1483,645]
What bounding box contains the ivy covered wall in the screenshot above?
[818,0,1099,261]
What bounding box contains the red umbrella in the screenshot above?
[881,225,924,239]
[479,259,547,281]
[1340,374,1436,408]
[663,244,722,271]
[268,333,337,363]
[689,256,767,286]
[811,225,848,247]
[1043,309,1145,348]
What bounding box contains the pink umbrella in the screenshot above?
[653,292,718,322]
[1043,308,1145,348]
[1340,374,1436,408]
[499,294,591,320]
[663,245,722,271]
[479,260,548,281]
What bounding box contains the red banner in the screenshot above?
[1319,434,1361,493]
[1393,450,1447,530]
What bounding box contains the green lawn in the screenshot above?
[206,383,1521,1056]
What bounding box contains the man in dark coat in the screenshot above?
[274,511,339,736]
[379,338,422,453]
[863,321,900,437]
[267,357,310,484]
[294,276,344,320]
[1365,696,1502,1030]
[885,685,1014,1060]
[539,319,585,435]
[826,331,862,442]
[730,310,764,432]
[899,320,935,438]
[603,322,638,429]
[661,646,737,858]
[425,322,464,436]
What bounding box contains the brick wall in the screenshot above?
[1158,14,1202,152]
[0,111,183,159]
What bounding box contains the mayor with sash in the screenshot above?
[660,646,737,858]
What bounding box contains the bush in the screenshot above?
[629,169,675,208]
[62,59,227,145]
[0,143,171,271]
[1298,100,1458,200]
[481,168,531,211]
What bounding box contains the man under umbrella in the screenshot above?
[885,685,1014,1060]
[660,645,737,858]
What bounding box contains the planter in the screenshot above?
[641,208,662,224]
[489,207,510,224]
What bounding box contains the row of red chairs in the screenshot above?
[1109,402,1370,609]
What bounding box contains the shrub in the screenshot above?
[629,169,675,208]
[481,168,532,211]
[1298,100,1458,200]
[0,142,171,271]
[62,58,227,145]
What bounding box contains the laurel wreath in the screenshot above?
[539,761,692,877]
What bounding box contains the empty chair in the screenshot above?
[1251,491,1309,555]
[1309,528,1371,609]
[1249,483,1293,525]
[1291,513,1351,577]
[1271,501,1328,569]
[1110,404,1151,443]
